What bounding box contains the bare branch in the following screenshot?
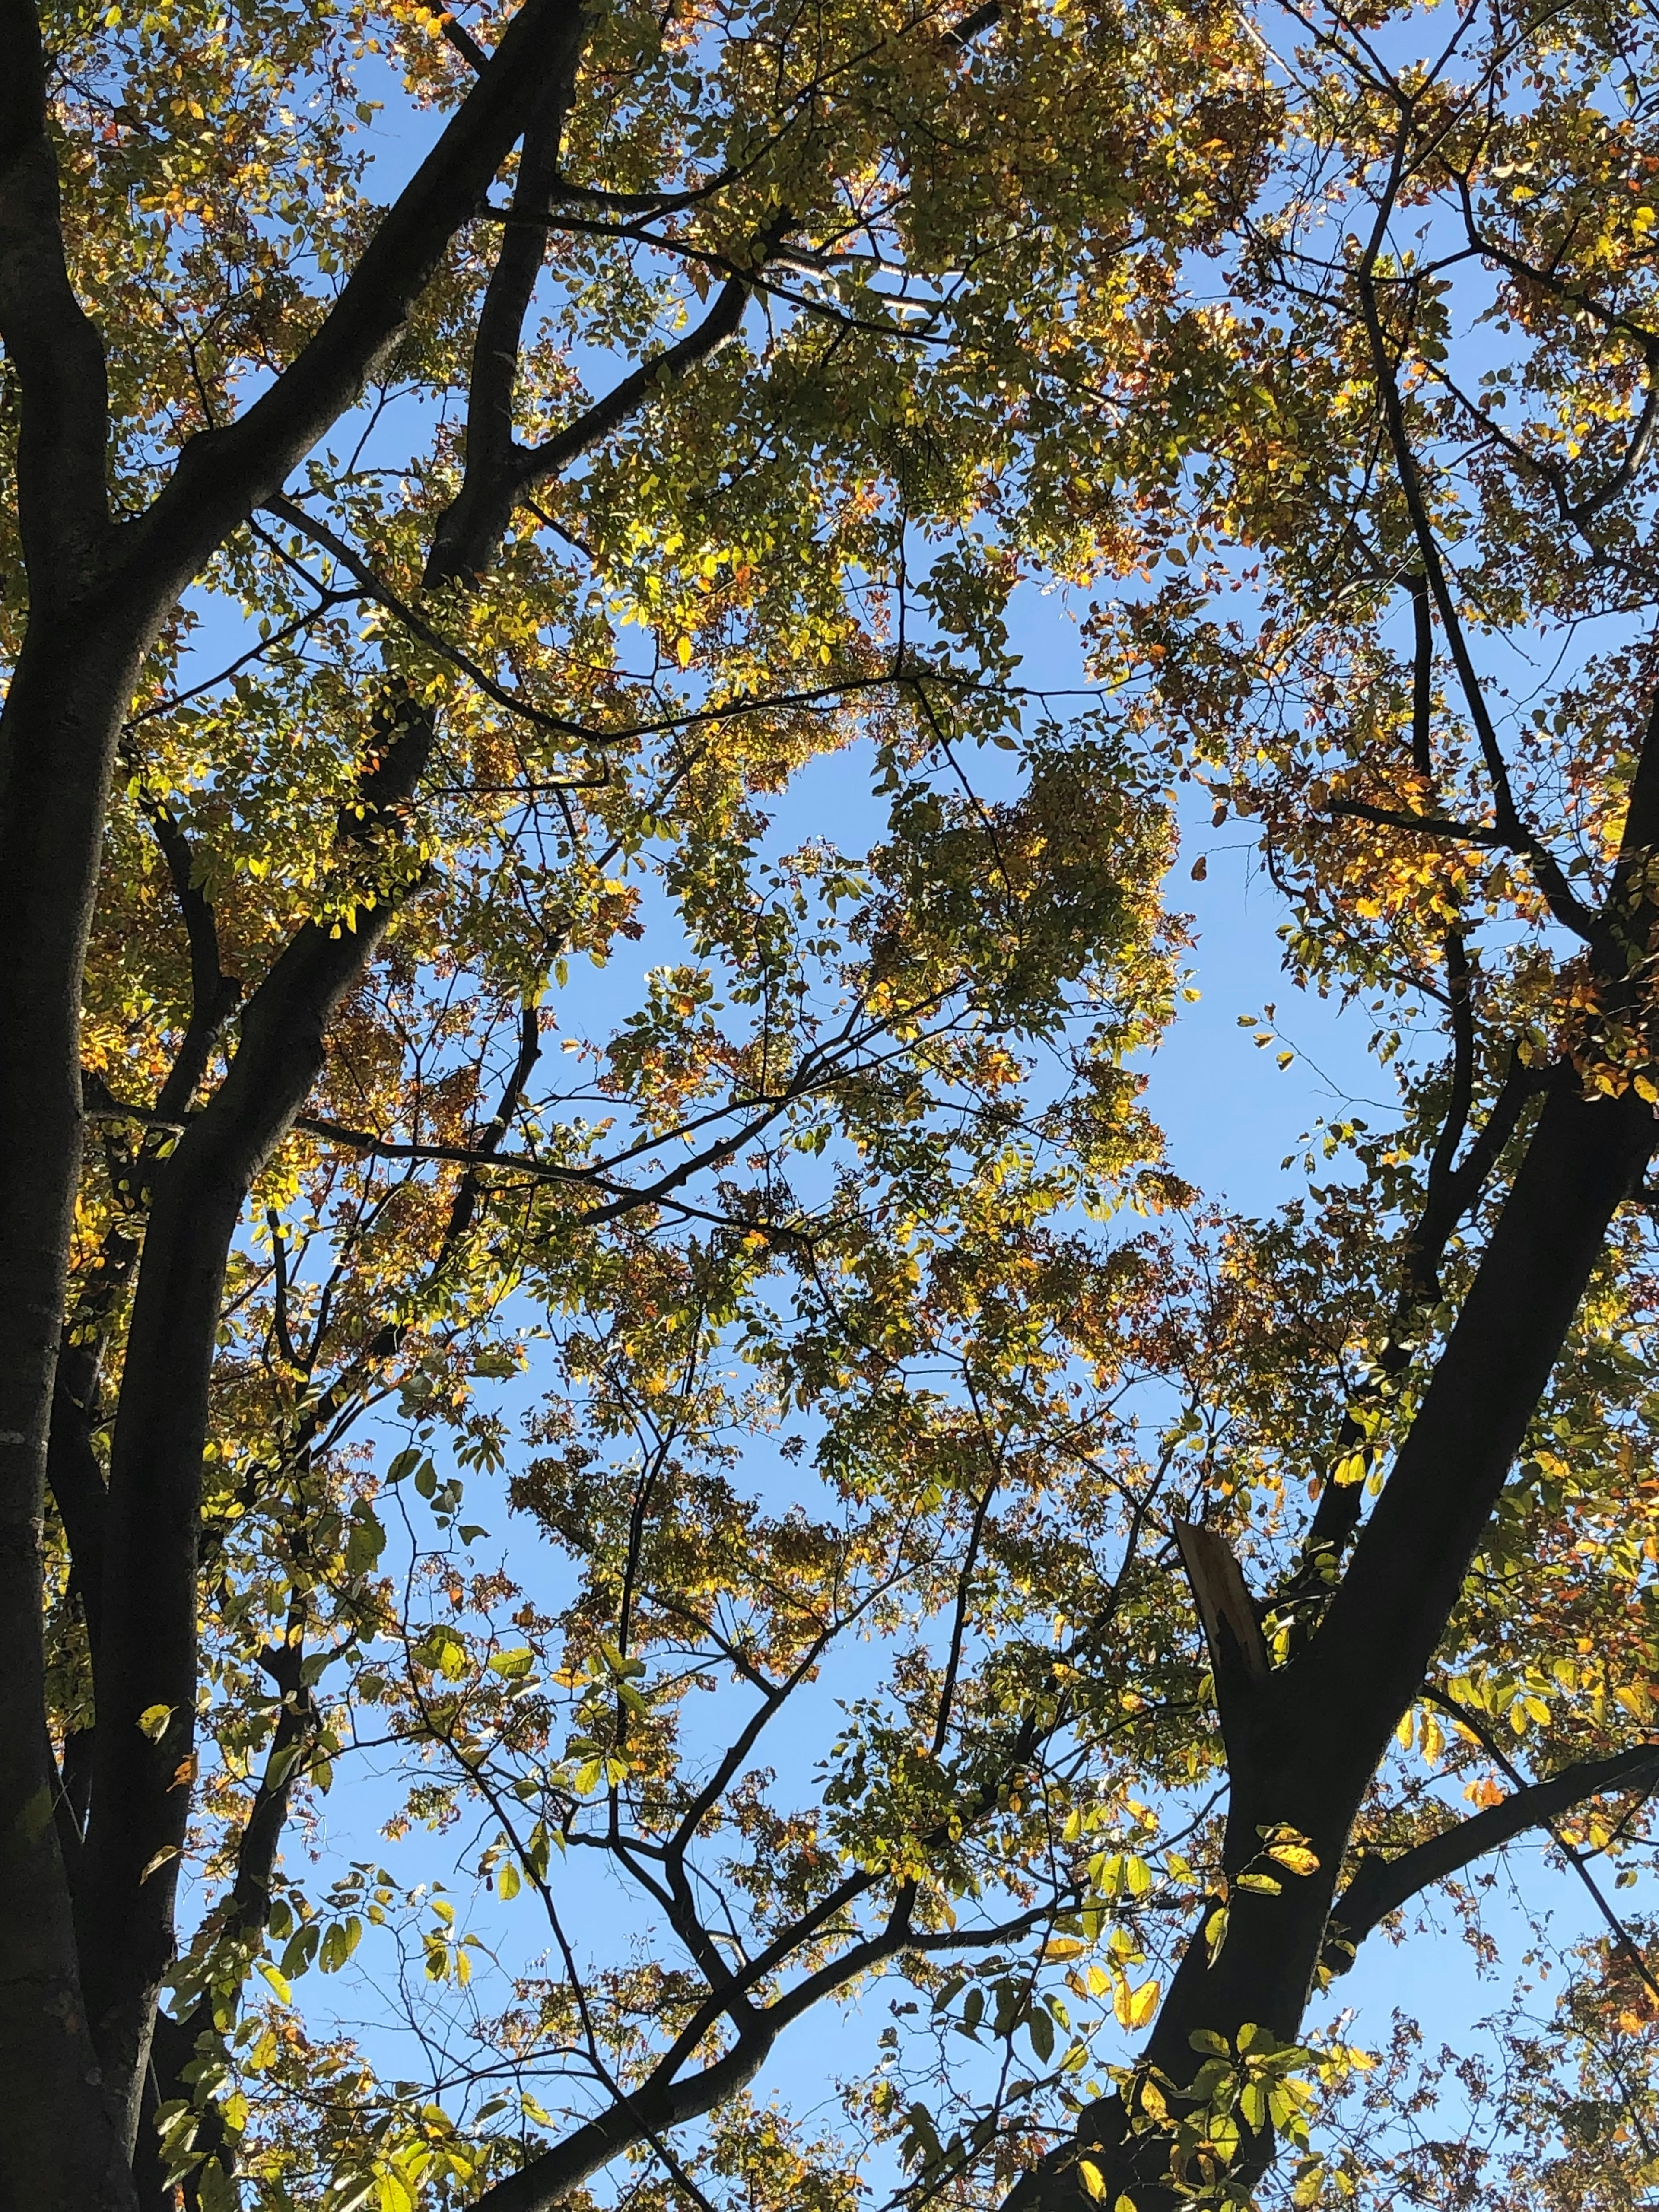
[1352,162,1599,944]
[1327,797,1518,851]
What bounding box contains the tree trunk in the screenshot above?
[0,606,161,2207]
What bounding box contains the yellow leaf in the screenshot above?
[257,1960,292,2004]
[377,2166,416,2212]
[137,1704,173,1740]
[1077,2159,1107,2201]
[676,636,693,668]
[1268,1844,1319,1876]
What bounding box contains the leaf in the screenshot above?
[377,2167,416,2212]
[257,1961,293,2005]
[138,1705,173,1741]
[346,1506,386,1574]
[1077,2159,1107,2201]
[197,2160,237,2212]
[1267,1845,1319,1877]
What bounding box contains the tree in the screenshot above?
[1002,0,1659,2203]
[14,0,1659,2210]
[0,0,1268,2207]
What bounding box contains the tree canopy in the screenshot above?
[8,0,1659,2209]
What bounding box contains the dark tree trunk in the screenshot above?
[0,605,172,2212]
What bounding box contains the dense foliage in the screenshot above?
[10,0,1659,2209]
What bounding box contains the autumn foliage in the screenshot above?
[7,0,1659,2209]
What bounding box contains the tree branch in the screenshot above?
[76,701,435,2151]
[134,788,243,1122]
[1353,176,1600,945]
[1328,1743,1659,1967]
[129,0,594,592]
[423,33,587,587]
[0,0,113,595]
[1174,1520,1268,1751]
[256,499,606,740]
[426,259,763,585]
[1327,797,1512,849]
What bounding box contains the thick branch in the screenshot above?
[423,40,585,587]
[0,0,113,595]
[1305,1074,1654,1741]
[138,795,243,1122]
[1327,797,1510,848]
[76,703,434,2151]
[1408,571,1433,778]
[427,264,758,585]
[1174,1520,1267,1748]
[48,803,241,1688]
[130,0,594,591]
[1328,1742,1659,1964]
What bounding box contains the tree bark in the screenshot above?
[0,0,591,2186]
[0,618,166,2212]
